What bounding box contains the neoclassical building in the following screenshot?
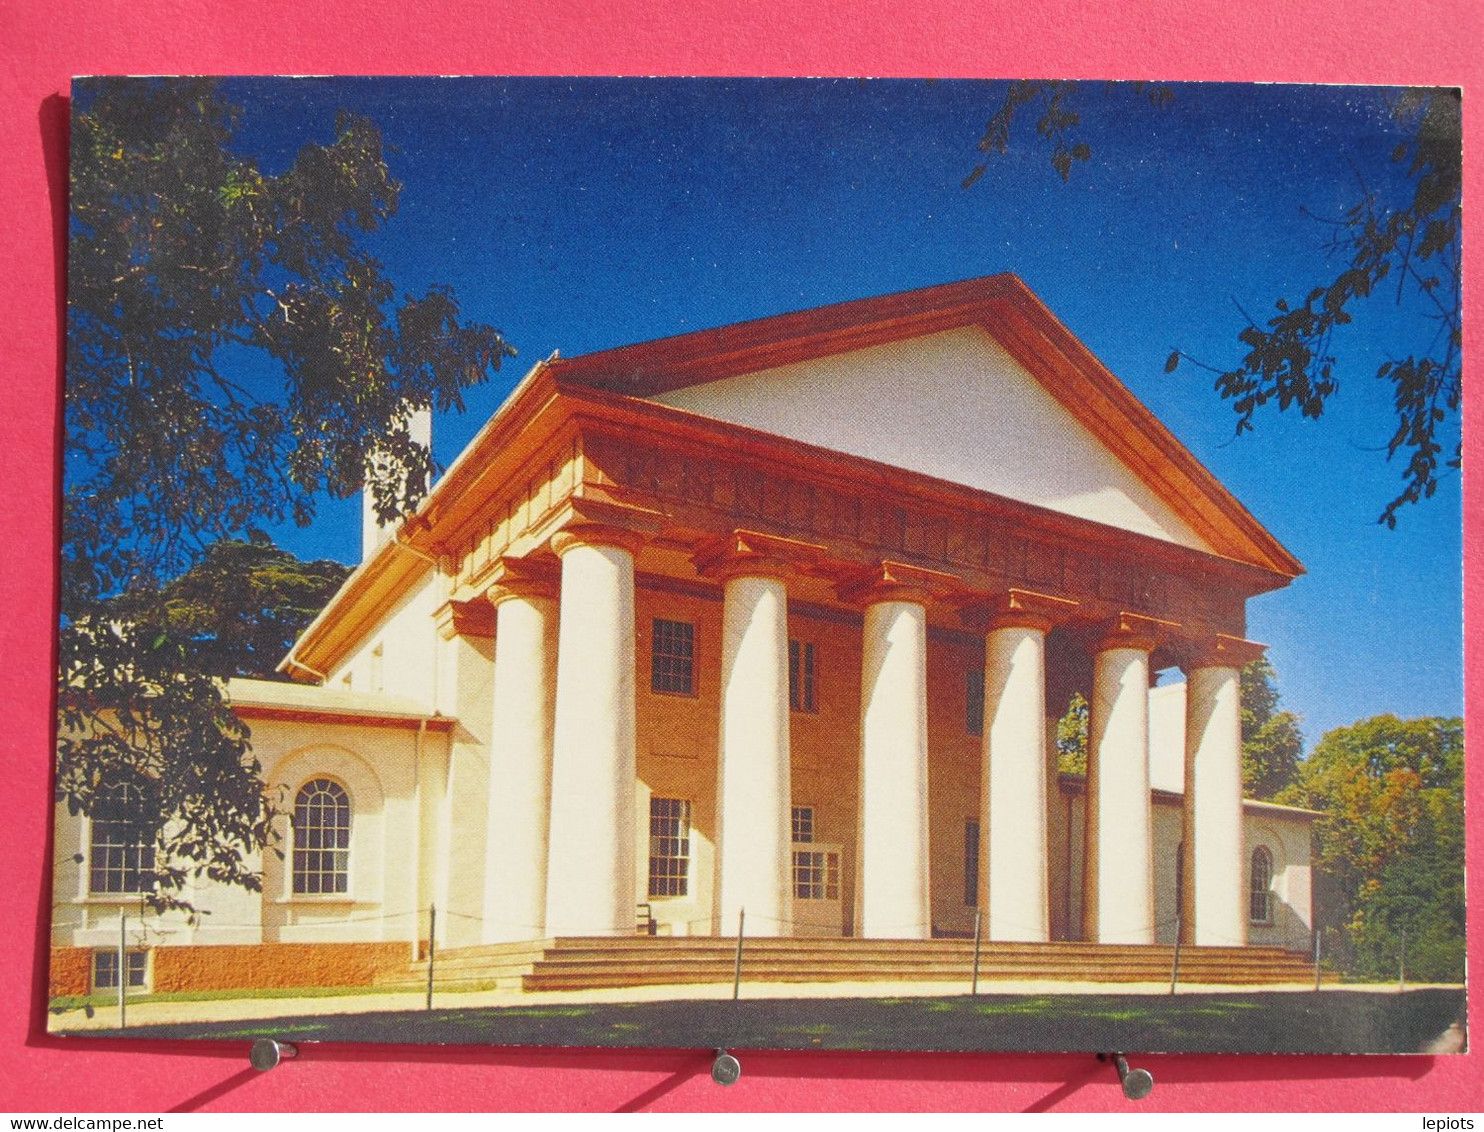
[52,276,1318,998]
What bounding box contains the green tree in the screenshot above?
[1240,658,1304,800]
[60,79,515,911]
[1053,661,1302,798]
[1277,715,1464,981]
[105,538,351,681]
[1055,691,1088,775]
[965,82,1461,526]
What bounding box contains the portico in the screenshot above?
[271,275,1304,953]
[455,501,1269,948]
[48,274,1327,1007]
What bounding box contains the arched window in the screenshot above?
[1249,845,1275,925]
[293,778,351,895]
[89,782,154,894]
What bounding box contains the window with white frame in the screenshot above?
[1249,845,1275,925]
[647,797,691,897]
[651,619,695,694]
[791,805,816,845]
[89,781,155,895]
[790,805,839,900]
[293,778,351,895]
[93,949,147,992]
[792,847,840,901]
[788,639,817,713]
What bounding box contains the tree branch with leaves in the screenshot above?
[61,79,516,911]
[966,82,1461,526]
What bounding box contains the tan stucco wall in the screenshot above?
[652,327,1212,552]
[925,634,982,938]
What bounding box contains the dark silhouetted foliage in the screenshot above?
[60,79,513,911]
[966,83,1461,527]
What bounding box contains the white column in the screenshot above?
[544,529,640,937]
[715,572,792,937]
[982,618,1051,942]
[857,597,931,939]
[1184,664,1245,947]
[481,578,558,943]
[1084,638,1156,944]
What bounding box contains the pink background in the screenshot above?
[2,0,1480,1112]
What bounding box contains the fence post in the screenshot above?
[1312,926,1322,991]
[732,908,745,1002]
[1399,927,1407,992]
[971,909,983,996]
[426,904,437,1011]
[118,913,127,1031]
[1169,929,1182,996]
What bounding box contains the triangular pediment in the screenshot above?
[549,275,1302,575]
[652,324,1211,552]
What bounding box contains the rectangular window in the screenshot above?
[964,819,980,907]
[1250,889,1274,926]
[93,950,147,992]
[651,619,695,694]
[788,640,817,713]
[647,797,691,897]
[792,849,841,901]
[89,784,154,895]
[966,668,985,736]
[791,805,815,845]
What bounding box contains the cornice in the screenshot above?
[960,587,1081,634]
[692,528,829,582]
[563,386,1295,597]
[834,559,966,608]
[549,274,1303,579]
[1177,633,1268,671]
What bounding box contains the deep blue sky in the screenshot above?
[222,77,1462,748]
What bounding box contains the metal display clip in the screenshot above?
[711,1048,742,1086]
[249,1038,299,1072]
[1099,1052,1154,1100]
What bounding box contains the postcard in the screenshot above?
[50,77,1465,1056]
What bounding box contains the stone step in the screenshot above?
[523,954,1317,975]
[367,934,1326,995]
[540,949,1305,973]
[375,975,528,994]
[522,964,1331,991]
[519,945,1325,991]
[543,935,1304,958]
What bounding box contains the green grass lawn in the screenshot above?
[49,981,419,1015]
[63,988,1466,1055]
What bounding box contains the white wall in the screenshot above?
[654,326,1212,552]
[52,714,443,958]
[438,630,495,947]
[1148,681,1187,794]
[1062,792,1312,949]
[326,567,443,709]
[1246,813,1314,948]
